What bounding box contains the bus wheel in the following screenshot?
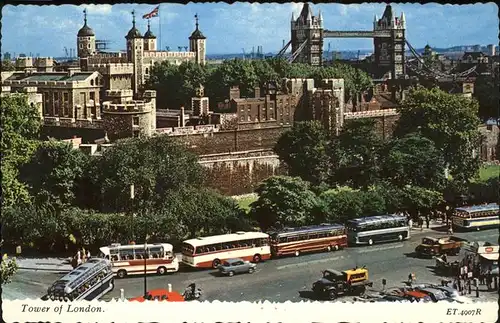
[212,259,221,269]
[294,250,300,257]
[398,235,403,241]
[157,266,167,275]
[327,245,332,252]
[117,270,127,279]
[368,239,373,246]
[253,254,262,263]
[476,227,480,231]
[334,245,339,251]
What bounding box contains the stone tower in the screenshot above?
[373,5,406,79]
[189,14,207,65]
[143,19,157,51]
[126,10,144,95]
[77,9,96,58]
[291,3,324,66]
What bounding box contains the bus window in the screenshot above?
[299,234,308,241]
[309,233,317,240]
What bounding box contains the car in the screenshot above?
[413,283,460,299]
[218,258,256,276]
[414,287,449,302]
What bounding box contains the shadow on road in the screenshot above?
[208,271,222,278]
[298,290,320,301]
[403,252,425,259]
[430,225,449,232]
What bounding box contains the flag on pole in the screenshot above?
[143,6,159,19]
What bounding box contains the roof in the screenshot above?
[299,3,313,22]
[347,214,406,225]
[78,23,95,37]
[226,258,244,263]
[455,203,499,213]
[126,26,142,39]
[462,51,486,60]
[381,4,394,22]
[99,243,173,255]
[4,71,97,82]
[183,231,269,247]
[189,27,206,40]
[272,224,344,237]
[324,269,343,276]
[144,24,156,39]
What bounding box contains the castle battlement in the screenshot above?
[102,99,154,113]
[321,78,345,91]
[155,124,219,136]
[87,63,134,75]
[144,51,196,58]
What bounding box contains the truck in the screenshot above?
[415,236,468,258]
[312,267,373,300]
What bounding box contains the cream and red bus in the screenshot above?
[269,224,347,257]
[181,231,271,269]
[99,243,179,278]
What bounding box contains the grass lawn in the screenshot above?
[478,164,500,182]
[236,196,257,213]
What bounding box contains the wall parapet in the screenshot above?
[102,100,153,113]
[344,108,399,119]
[144,51,196,58]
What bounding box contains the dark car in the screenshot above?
[218,258,256,276]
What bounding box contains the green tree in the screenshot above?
[1,94,42,209]
[252,60,280,88]
[146,61,181,108]
[395,87,482,189]
[250,176,319,231]
[474,75,500,120]
[401,186,444,222]
[86,135,204,213]
[274,121,331,186]
[318,187,364,224]
[1,254,19,285]
[178,62,209,104]
[1,58,16,71]
[19,140,89,210]
[206,59,259,106]
[330,118,383,188]
[382,133,446,190]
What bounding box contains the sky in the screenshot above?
[1,2,498,57]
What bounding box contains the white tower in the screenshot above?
[189,14,207,65]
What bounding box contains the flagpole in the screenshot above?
[159,5,162,51]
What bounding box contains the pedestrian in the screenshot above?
[447,224,454,234]
[418,217,424,231]
[408,217,413,230]
[408,273,413,285]
[86,249,91,260]
[442,253,448,263]
[425,216,430,229]
[76,249,82,267]
[452,279,458,290]
[486,272,492,291]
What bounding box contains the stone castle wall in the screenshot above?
[199,149,286,196]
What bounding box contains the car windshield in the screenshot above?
[323,272,337,281]
[222,262,231,267]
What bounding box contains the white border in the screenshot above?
[2,300,498,322]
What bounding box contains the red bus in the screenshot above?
[269,224,347,257]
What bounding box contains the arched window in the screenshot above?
[90,79,94,86]
[145,68,149,74]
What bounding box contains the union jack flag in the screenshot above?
[143,6,159,19]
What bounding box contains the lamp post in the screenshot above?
[130,184,135,242]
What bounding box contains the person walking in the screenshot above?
[76,249,82,267]
[418,217,424,231]
[408,217,413,230]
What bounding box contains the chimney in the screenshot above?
[229,86,240,100]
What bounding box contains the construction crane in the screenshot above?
[178,46,183,52]
[184,46,188,52]
[64,47,69,58]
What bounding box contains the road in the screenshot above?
[4,229,498,302]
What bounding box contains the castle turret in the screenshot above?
[373,4,406,79]
[77,9,96,58]
[189,14,206,65]
[143,19,157,51]
[125,10,144,95]
[291,3,323,66]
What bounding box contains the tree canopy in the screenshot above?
[146,58,372,110]
[395,87,482,188]
[274,121,331,186]
[1,95,42,209]
[249,176,319,231]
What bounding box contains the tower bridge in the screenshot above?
[280,3,407,79]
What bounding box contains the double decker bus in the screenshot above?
[452,203,499,231]
[42,258,114,301]
[346,214,410,246]
[99,243,179,278]
[181,231,271,269]
[269,224,347,257]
